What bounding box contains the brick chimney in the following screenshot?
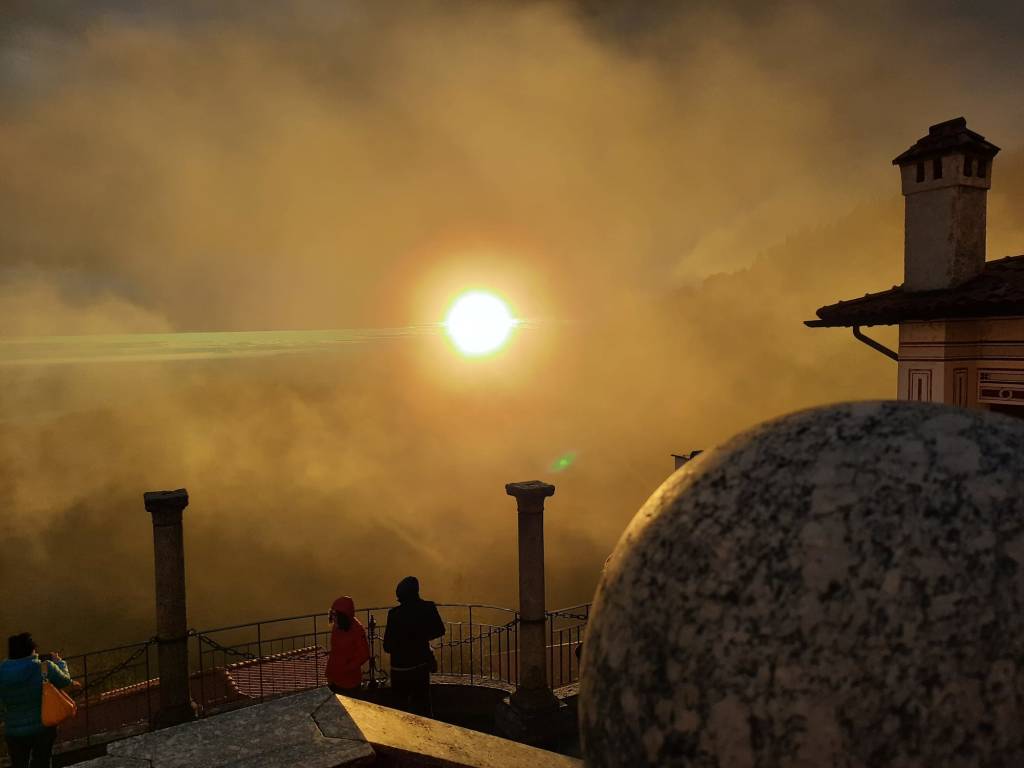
[893,117,1000,291]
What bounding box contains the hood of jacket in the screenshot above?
[331,596,356,619]
[396,576,420,604]
[0,655,41,686]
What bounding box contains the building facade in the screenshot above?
[807,117,1024,417]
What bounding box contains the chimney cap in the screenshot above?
[929,116,967,135]
[892,117,1000,166]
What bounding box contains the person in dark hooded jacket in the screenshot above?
[325,596,370,696]
[382,576,445,717]
[0,632,76,768]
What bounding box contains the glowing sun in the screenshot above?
[444,291,518,356]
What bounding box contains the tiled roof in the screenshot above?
[892,117,1000,165]
[57,667,241,743]
[225,646,327,699]
[806,255,1024,328]
[56,647,328,744]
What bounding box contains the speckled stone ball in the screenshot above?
[580,401,1024,768]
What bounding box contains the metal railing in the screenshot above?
[547,602,590,689]
[430,604,521,686]
[18,601,588,755]
[189,603,524,705]
[51,639,160,751]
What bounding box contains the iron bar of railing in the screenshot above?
[558,628,564,687]
[193,604,515,638]
[549,614,555,688]
[570,625,577,682]
[195,613,325,635]
[566,627,572,685]
[145,645,152,726]
[313,614,320,689]
[468,607,474,685]
[82,654,90,747]
[196,634,205,715]
[546,603,591,620]
[68,638,160,658]
[514,615,519,685]
[257,623,264,703]
[367,615,378,688]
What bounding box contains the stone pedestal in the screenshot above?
[144,488,197,728]
[495,694,574,748]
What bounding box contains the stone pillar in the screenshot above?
[505,481,560,713]
[144,488,196,728]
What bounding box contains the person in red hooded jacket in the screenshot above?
[325,596,370,696]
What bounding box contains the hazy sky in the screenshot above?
[2,0,1023,651]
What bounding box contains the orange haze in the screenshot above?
[2,0,1024,651]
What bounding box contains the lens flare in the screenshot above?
[444,291,518,356]
[550,451,577,472]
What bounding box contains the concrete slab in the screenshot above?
[80,688,375,768]
[337,695,581,768]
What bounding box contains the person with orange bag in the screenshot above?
[324,596,370,696]
[0,632,78,768]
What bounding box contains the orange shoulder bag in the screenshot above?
[40,661,78,727]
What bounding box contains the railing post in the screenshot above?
[144,488,197,728]
[367,614,378,689]
[469,607,474,685]
[196,634,205,714]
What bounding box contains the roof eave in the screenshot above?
[892,139,1001,166]
[805,319,897,328]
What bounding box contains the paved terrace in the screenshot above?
[78,687,581,768]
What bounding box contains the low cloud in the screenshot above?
[2,0,1023,650]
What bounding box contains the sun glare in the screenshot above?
[444,291,518,356]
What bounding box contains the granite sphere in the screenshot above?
[580,401,1024,767]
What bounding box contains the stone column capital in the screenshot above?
[505,481,555,512]
[144,488,189,525]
